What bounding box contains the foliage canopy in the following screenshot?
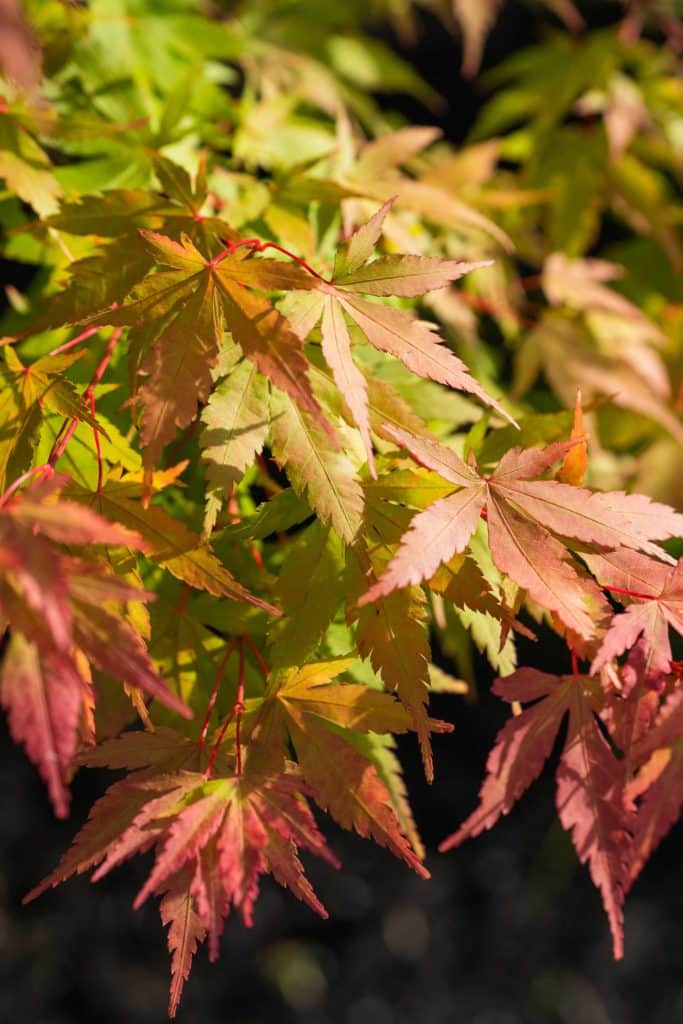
[1,0,682,1016]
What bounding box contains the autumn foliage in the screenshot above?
[1,0,682,1017]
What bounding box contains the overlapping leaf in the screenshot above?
[587,550,683,684]
[0,474,188,815]
[66,472,277,614]
[440,668,634,958]
[78,230,324,472]
[361,425,683,639]
[251,658,445,871]
[286,199,511,472]
[26,760,337,1017]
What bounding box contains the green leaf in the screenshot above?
[268,522,345,667]
[269,390,364,545]
[200,360,270,534]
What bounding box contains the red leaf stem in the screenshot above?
[234,641,246,777]
[604,584,655,602]
[204,640,246,778]
[198,638,239,747]
[48,324,101,358]
[212,237,326,282]
[47,327,123,469]
[243,634,269,680]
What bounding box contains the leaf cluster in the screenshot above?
[0,0,682,1016]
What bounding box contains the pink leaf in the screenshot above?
[359,486,485,602]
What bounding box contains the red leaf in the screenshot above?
[441,669,633,958]
[28,764,336,1015]
[320,292,375,475]
[440,669,567,849]
[556,683,633,959]
[625,743,683,891]
[160,868,207,1019]
[337,292,513,423]
[359,487,485,602]
[588,552,683,681]
[0,634,83,818]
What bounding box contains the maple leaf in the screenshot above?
[160,868,207,1019]
[440,668,634,958]
[339,128,513,250]
[586,550,683,685]
[0,101,61,216]
[542,253,664,328]
[0,0,41,93]
[251,658,445,871]
[360,425,683,640]
[269,390,364,544]
[556,389,587,486]
[0,346,103,491]
[286,200,511,471]
[79,230,326,473]
[200,357,270,534]
[620,685,683,889]
[29,160,237,333]
[351,556,437,780]
[626,738,683,891]
[66,473,278,614]
[523,316,683,444]
[0,473,189,815]
[268,521,345,668]
[27,762,337,1016]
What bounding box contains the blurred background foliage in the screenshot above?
[0,0,681,1021]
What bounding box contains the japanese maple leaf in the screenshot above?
[33,158,238,332]
[624,687,683,889]
[200,356,270,534]
[0,345,102,492]
[359,425,683,640]
[250,658,447,872]
[80,230,326,472]
[26,763,338,1017]
[440,668,634,959]
[66,469,277,614]
[0,473,189,816]
[347,541,437,781]
[287,198,513,475]
[586,550,683,685]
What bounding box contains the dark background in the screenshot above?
[1,2,681,1022]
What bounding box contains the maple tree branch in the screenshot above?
[227,493,266,571]
[173,585,192,617]
[458,290,536,329]
[198,637,239,748]
[47,417,79,467]
[87,326,122,393]
[571,650,579,676]
[88,391,104,494]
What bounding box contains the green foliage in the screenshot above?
[1,0,682,1017]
